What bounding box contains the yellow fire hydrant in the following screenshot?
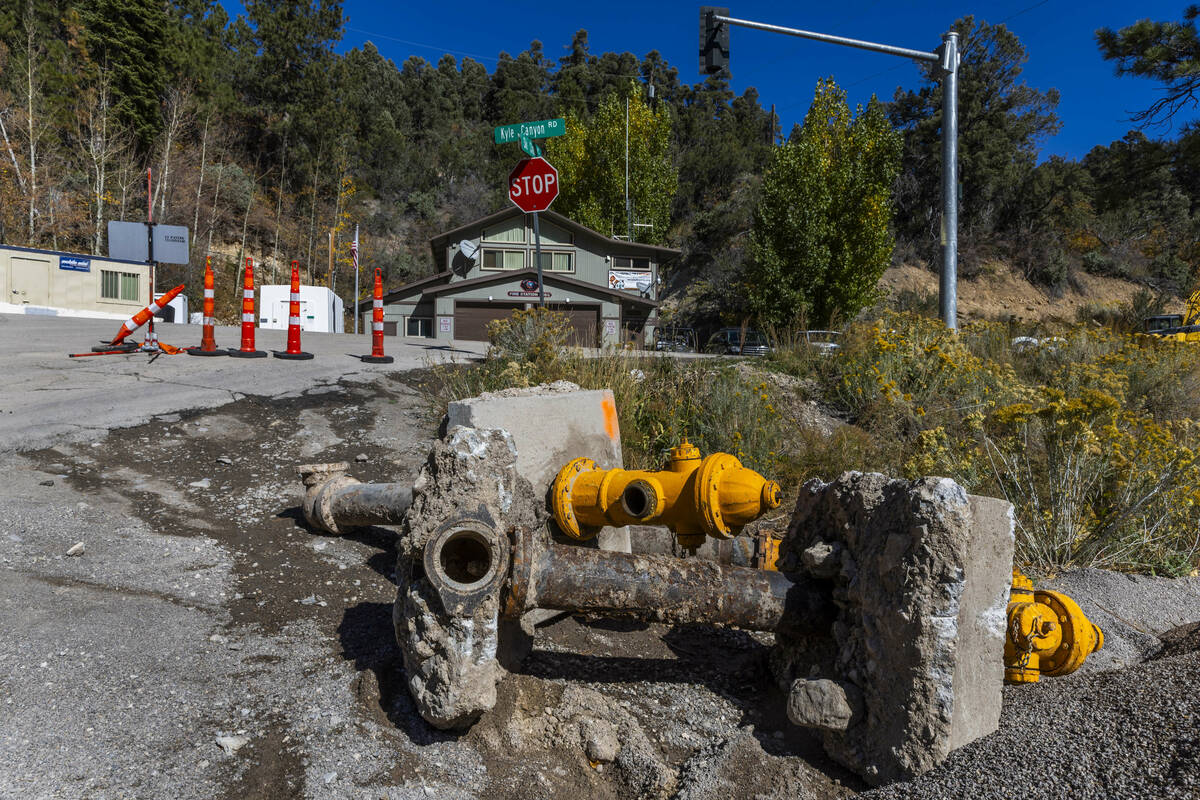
[1004,567,1104,684]
[550,440,782,549]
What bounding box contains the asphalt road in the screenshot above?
[0,314,486,452]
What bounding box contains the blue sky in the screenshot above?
[309,2,1190,159]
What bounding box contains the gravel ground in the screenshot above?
[864,647,1200,800]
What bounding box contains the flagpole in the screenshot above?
[352,224,360,336]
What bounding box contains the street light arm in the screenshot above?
[714,14,940,63]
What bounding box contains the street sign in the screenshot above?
[151,224,190,265]
[494,118,566,146]
[108,221,149,262]
[508,157,559,213]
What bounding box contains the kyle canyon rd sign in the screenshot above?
[508,157,559,213]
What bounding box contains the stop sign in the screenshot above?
[508,157,559,213]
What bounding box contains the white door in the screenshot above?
[10,256,51,305]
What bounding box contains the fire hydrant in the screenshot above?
[1004,567,1104,684]
[550,439,782,549]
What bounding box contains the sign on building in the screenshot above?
[609,269,652,293]
[60,256,90,272]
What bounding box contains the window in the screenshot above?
[537,220,573,245]
[405,317,432,337]
[482,249,525,270]
[534,252,573,272]
[612,256,651,270]
[101,270,139,301]
[481,218,525,243]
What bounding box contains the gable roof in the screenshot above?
[429,208,680,271]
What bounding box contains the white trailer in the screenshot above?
[259,285,344,333]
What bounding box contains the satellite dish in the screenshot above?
[458,239,480,260]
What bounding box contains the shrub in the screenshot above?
[486,308,571,366]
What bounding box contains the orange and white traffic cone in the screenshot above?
[108,283,186,347]
[228,257,267,358]
[360,268,393,364]
[273,261,313,360]
[187,256,225,357]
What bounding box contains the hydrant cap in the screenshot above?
[670,440,702,463]
[762,481,782,510]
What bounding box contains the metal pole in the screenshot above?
[625,95,632,241]
[939,31,959,331]
[533,211,544,306]
[714,14,939,63]
[353,224,360,336]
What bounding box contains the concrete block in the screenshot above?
[446,381,630,553]
[776,472,1015,785]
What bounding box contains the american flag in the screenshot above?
[350,235,358,270]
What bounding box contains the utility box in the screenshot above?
[259,284,344,333]
[153,294,188,324]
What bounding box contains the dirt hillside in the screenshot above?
[879,262,1178,323]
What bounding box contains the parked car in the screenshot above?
[704,328,770,356]
[653,326,697,353]
[802,329,841,355]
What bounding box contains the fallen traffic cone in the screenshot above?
[228,257,267,358]
[188,256,226,357]
[360,268,393,364]
[109,283,186,347]
[273,261,314,361]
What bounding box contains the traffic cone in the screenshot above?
[187,256,225,357]
[273,261,314,360]
[360,268,393,364]
[108,283,186,346]
[227,257,267,358]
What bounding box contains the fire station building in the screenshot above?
[363,209,678,348]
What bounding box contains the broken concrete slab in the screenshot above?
[775,471,1014,785]
[446,381,630,553]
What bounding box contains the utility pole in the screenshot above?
[700,7,961,330]
[327,229,334,292]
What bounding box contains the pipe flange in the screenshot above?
[423,517,510,617]
[695,453,741,539]
[297,462,358,534]
[551,457,602,540]
[1033,589,1102,676]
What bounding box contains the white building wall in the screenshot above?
[259,285,344,333]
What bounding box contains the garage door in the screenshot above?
[454,301,524,342]
[546,304,600,347]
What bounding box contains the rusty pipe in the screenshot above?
[499,526,830,635]
[298,462,413,535]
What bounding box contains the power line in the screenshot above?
[344,26,500,64]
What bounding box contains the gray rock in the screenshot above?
[65,542,85,557]
[579,716,619,763]
[786,678,859,732]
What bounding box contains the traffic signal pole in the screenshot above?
[702,9,960,330]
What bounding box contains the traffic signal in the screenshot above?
[699,7,730,75]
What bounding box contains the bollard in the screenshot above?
[360,268,393,364]
[273,261,314,360]
[228,257,266,358]
[108,284,185,346]
[187,257,225,356]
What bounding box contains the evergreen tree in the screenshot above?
[1097,6,1200,126]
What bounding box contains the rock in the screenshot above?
[787,678,859,732]
[216,456,233,465]
[216,734,250,755]
[800,541,841,577]
[354,453,368,462]
[579,717,620,763]
[188,478,211,489]
[38,480,53,486]
[65,542,85,557]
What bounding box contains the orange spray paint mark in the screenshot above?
[601,393,620,441]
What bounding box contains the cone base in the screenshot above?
[95,342,138,353]
[186,347,227,357]
[227,349,268,358]
[360,355,394,364]
[273,350,314,360]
